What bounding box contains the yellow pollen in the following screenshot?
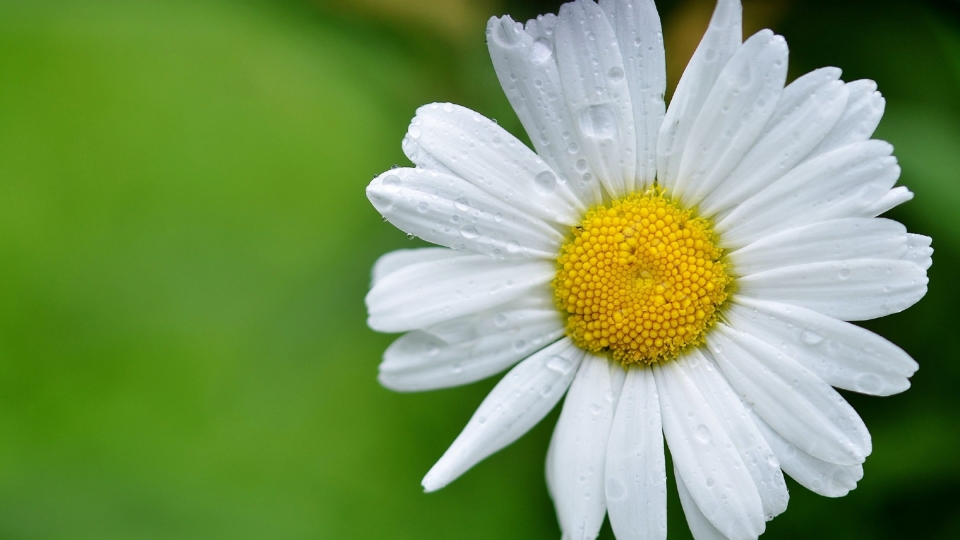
[553,188,732,365]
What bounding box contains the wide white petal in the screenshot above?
[371,247,464,286]
[727,218,908,276]
[807,79,885,159]
[555,0,638,198]
[708,324,872,465]
[366,255,554,332]
[675,465,728,540]
[680,350,789,520]
[675,30,788,207]
[605,367,667,540]
[486,16,604,206]
[752,412,863,498]
[657,0,742,190]
[736,259,928,321]
[904,233,933,270]
[727,297,919,396]
[367,168,564,258]
[599,0,666,186]
[422,338,584,491]
[654,359,765,539]
[699,68,848,216]
[547,353,619,540]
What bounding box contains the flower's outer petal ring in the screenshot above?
[547,354,619,540]
[371,247,465,286]
[366,254,555,333]
[555,0,638,198]
[727,297,918,396]
[367,168,564,258]
[675,30,788,208]
[708,324,872,466]
[736,259,928,322]
[422,338,584,492]
[654,359,765,539]
[674,464,728,540]
[658,0,742,191]
[807,79,885,159]
[605,366,667,540]
[599,0,666,187]
[406,103,585,225]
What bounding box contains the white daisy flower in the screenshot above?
[364,0,932,538]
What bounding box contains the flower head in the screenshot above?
[364,0,932,538]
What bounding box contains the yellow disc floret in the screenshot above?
[553,188,732,365]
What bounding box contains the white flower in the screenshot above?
[364,0,932,538]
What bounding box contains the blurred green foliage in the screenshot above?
[0,0,957,538]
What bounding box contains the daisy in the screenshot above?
[364,0,932,538]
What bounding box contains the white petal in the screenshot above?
[599,0,666,186]
[425,286,556,342]
[736,259,928,321]
[675,465,728,540]
[751,412,863,498]
[555,0,638,198]
[422,338,584,491]
[402,132,455,174]
[487,16,604,206]
[371,247,464,286]
[657,0,742,190]
[679,350,789,520]
[727,297,919,396]
[605,367,667,540]
[708,324,872,466]
[807,79,885,158]
[860,185,914,217]
[904,233,933,270]
[367,168,564,258]
[366,255,555,332]
[407,103,585,225]
[675,30,789,207]
[727,218,908,276]
[699,68,848,216]
[654,359,765,539]
[717,140,900,248]
[547,354,619,540]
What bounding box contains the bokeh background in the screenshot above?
[0,0,958,538]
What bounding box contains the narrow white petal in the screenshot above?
[487,16,604,206]
[680,350,789,520]
[402,133,455,174]
[425,286,556,342]
[422,338,584,492]
[407,103,584,225]
[736,259,928,321]
[555,0,638,198]
[752,412,863,498]
[547,354,619,540]
[367,168,564,258]
[904,233,933,270]
[675,30,789,207]
[675,465,729,540]
[727,218,908,276]
[727,297,919,396]
[366,255,555,332]
[708,324,872,466]
[717,140,900,248]
[371,247,464,286]
[859,185,914,217]
[599,0,666,186]
[654,360,765,539]
[657,0,742,190]
[699,68,848,216]
[807,79,885,158]
[605,367,667,540]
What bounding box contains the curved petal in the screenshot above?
[726,297,918,396]
[675,30,789,207]
[547,353,619,540]
[422,338,584,491]
[654,359,765,539]
[675,465,728,540]
[555,0,638,198]
[366,255,555,332]
[859,185,914,217]
[904,233,933,270]
[605,366,667,540]
[657,0,742,190]
[736,259,928,322]
[371,247,464,286]
[807,79,885,159]
[708,324,872,465]
[367,168,564,258]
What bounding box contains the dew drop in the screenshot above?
[531,38,553,64]
[546,355,574,374]
[695,424,712,443]
[417,202,429,212]
[382,175,401,190]
[507,240,521,253]
[800,329,824,345]
[577,104,618,139]
[454,198,470,211]
[535,171,558,194]
[607,66,624,81]
[839,268,851,279]
[461,225,480,239]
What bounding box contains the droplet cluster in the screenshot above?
[554,189,732,365]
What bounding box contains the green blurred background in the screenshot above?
[0,0,957,538]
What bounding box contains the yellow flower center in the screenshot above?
[553,188,732,365]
